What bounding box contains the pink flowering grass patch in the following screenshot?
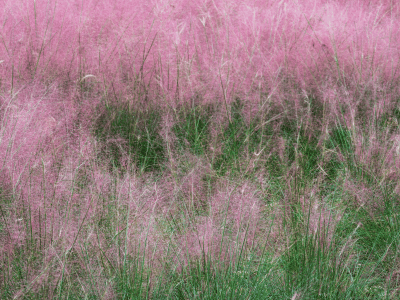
[0,82,111,296]
[1,0,400,298]
[0,0,397,117]
[169,179,266,269]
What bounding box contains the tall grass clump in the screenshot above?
[1,0,400,298]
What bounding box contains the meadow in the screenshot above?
[1,0,400,298]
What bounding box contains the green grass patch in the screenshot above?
[93,102,167,175]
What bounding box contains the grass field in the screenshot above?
[1,0,400,298]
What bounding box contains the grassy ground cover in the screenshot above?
[1,0,400,298]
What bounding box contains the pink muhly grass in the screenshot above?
[83,160,178,274]
[0,0,400,297]
[171,179,265,270]
[0,81,102,259]
[0,83,110,297]
[0,0,397,136]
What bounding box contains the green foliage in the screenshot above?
[114,254,152,299]
[326,124,376,185]
[172,103,214,156]
[213,98,273,179]
[328,124,354,156]
[279,117,322,182]
[354,185,400,285]
[298,132,322,181]
[265,153,284,179]
[331,181,400,298]
[213,98,247,177]
[94,103,166,174]
[155,240,279,300]
[323,123,354,180]
[279,229,376,299]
